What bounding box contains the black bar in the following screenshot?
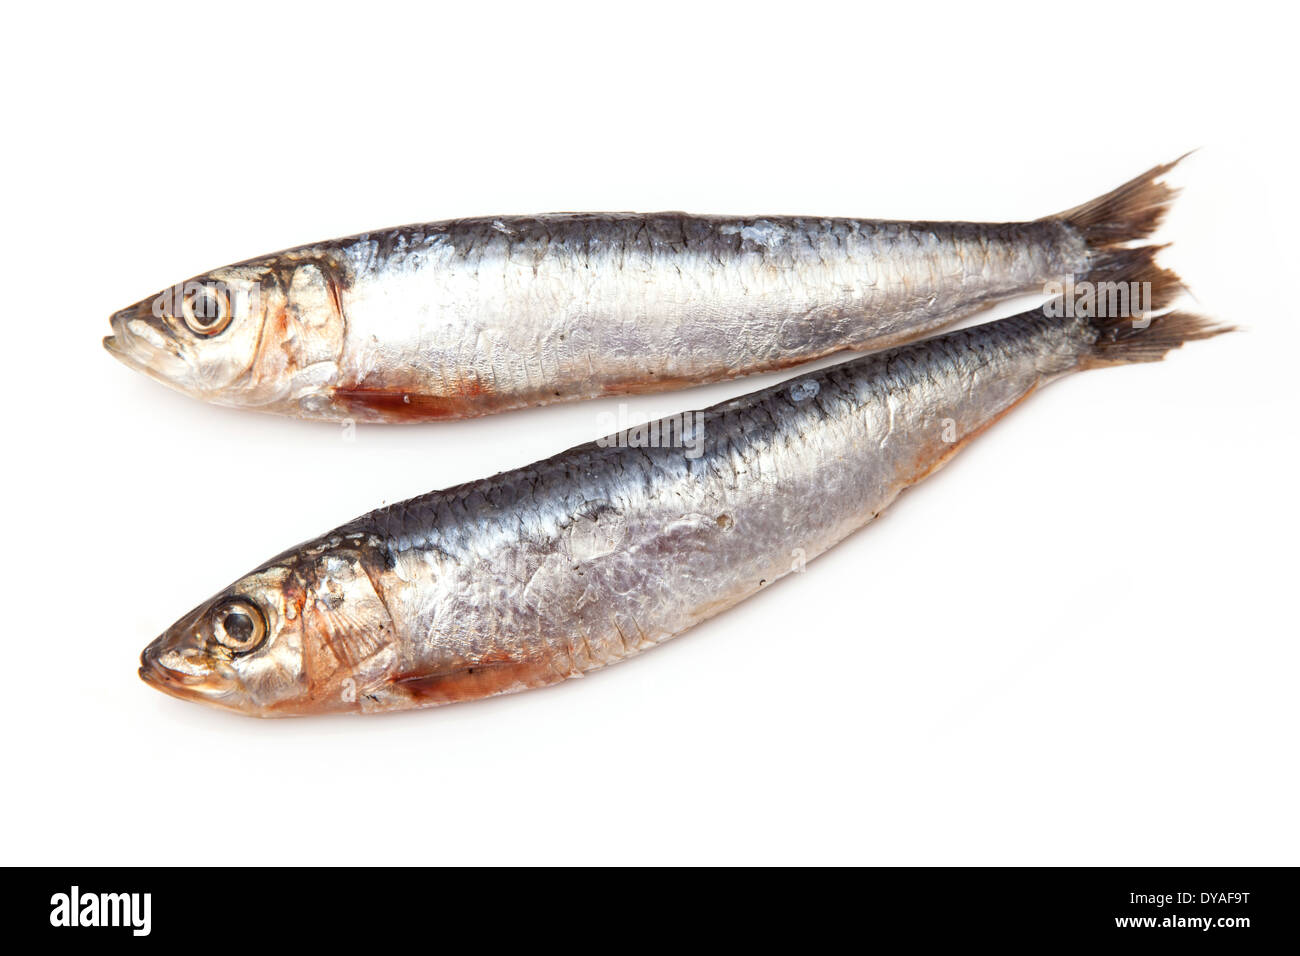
[10,867,1293,944]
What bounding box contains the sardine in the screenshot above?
[138,271,1225,716]
[106,159,1185,422]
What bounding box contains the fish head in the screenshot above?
[139,542,398,717]
[104,256,347,416]
[139,565,309,716]
[104,263,283,402]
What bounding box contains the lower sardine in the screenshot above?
[139,280,1226,715]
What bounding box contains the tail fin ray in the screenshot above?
[1050,153,1191,247]
[1083,310,1233,368]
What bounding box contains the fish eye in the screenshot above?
[212,597,267,653]
[182,284,232,336]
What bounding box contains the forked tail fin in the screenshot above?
[1077,243,1185,310]
[1037,157,1227,364]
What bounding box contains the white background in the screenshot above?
[3,2,1295,865]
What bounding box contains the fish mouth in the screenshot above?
[103,302,195,390]
[138,638,241,708]
[139,639,204,688]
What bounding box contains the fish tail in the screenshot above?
[1078,243,1185,312]
[1081,309,1234,369]
[1050,153,1191,247]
